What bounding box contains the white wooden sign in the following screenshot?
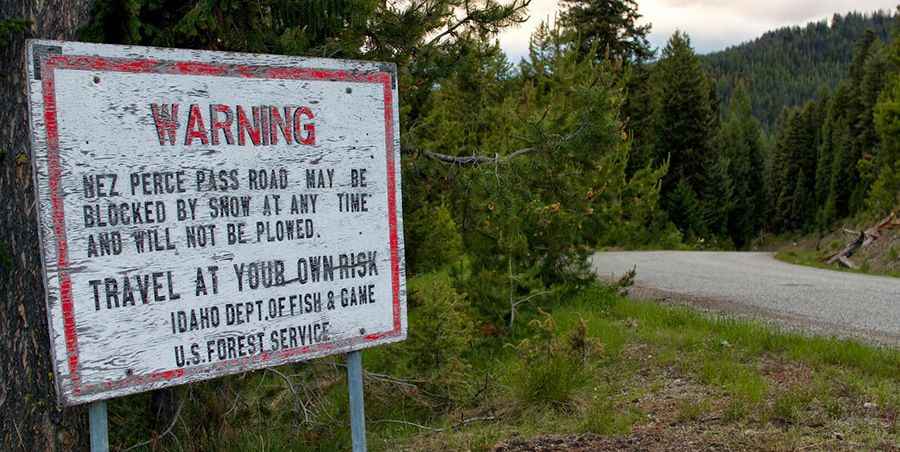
[25,40,407,406]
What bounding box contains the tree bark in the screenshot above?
[1,1,93,450]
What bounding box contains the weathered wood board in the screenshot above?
[24,40,406,406]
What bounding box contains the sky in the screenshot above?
[498,0,898,61]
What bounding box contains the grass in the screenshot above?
[108,284,900,451]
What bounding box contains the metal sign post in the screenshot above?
[89,401,109,452]
[347,350,367,452]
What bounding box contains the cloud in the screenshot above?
[643,0,896,53]
[498,0,898,59]
[653,0,893,24]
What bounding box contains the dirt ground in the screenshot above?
[492,428,900,452]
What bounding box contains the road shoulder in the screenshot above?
[623,284,900,348]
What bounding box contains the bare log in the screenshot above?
[826,232,865,265]
[837,256,858,269]
[825,212,897,268]
[871,212,897,232]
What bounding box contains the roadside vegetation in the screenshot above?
[108,282,900,451]
[766,215,900,278]
[776,248,900,279]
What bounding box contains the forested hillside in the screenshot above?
[767,26,900,234]
[702,11,894,128]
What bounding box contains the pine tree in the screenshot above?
[859,40,889,153]
[717,83,766,245]
[558,0,653,63]
[622,63,655,176]
[771,102,819,232]
[81,0,531,132]
[667,179,705,239]
[868,75,900,214]
[828,102,855,219]
[699,153,733,239]
[649,31,715,220]
[815,93,836,228]
[790,169,815,231]
[844,31,879,213]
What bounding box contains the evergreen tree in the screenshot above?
[789,170,815,231]
[859,39,889,153]
[81,0,531,131]
[622,63,655,176]
[411,25,668,320]
[815,93,836,228]
[771,102,819,232]
[699,153,733,239]
[558,0,653,63]
[716,83,766,246]
[868,75,900,213]
[666,179,704,239]
[649,31,715,233]
[826,103,855,220]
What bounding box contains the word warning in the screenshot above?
[25,40,406,406]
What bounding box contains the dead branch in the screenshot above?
[372,415,496,433]
[12,418,24,449]
[363,370,425,388]
[267,367,315,426]
[329,362,449,403]
[331,362,427,388]
[224,392,242,418]
[122,400,184,452]
[424,0,530,48]
[509,290,553,330]
[422,147,536,166]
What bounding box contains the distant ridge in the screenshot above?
[701,10,895,129]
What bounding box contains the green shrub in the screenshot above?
[508,312,591,408]
[397,271,475,403]
[406,204,465,275]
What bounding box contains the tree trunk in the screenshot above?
[1,1,93,450]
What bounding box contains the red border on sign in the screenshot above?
[40,54,403,399]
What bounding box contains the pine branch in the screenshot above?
[424,0,530,48]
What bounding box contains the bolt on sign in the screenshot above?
[25,40,407,406]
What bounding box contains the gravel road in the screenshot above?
[591,251,900,345]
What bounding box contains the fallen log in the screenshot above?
[826,231,865,267]
[825,212,896,268]
[837,256,858,270]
